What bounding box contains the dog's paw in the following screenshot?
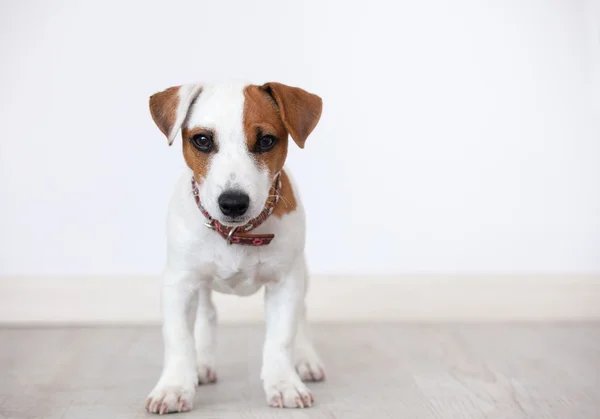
[263,376,314,408]
[294,344,326,382]
[295,357,326,382]
[197,364,217,385]
[146,385,195,414]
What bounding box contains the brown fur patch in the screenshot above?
[243,85,289,178]
[273,170,297,218]
[181,127,215,183]
[149,86,181,138]
[261,82,322,149]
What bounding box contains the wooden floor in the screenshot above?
[0,324,598,418]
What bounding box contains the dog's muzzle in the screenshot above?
[191,173,282,246]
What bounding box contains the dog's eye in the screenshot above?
[190,134,213,153]
[255,135,277,152]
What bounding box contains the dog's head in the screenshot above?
[149,81,322,225]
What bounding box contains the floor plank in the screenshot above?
[0,324,598,418]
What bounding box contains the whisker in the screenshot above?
[269,194,292,208]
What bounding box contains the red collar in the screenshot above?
[191,173,282,246]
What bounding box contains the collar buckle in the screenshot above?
[226,227,238,245]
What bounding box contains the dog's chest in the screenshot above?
[206,242,278,296]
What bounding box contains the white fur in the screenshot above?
[146,82,323,414]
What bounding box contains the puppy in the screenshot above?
[145,81,324,413]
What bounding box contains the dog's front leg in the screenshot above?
[194,284,217,384]
[261,257,313,408]
[146,271,198,414]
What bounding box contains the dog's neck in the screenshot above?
[191,173,282,246]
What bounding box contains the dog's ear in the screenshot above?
[149,84,202,146]
[261,82,322,149]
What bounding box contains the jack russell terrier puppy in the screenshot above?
[145,81,324,413]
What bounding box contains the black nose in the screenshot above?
[218,191,250,217]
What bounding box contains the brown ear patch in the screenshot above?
[149,86,181,138]
[261,82,322,149]
[181,127,214,183]
[273,170,297,218]
[243,85,289,177]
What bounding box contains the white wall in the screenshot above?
[0,0,598,276]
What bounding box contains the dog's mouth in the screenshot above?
[217,215,251,227]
